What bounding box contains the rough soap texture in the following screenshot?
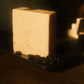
[12,7,56,57]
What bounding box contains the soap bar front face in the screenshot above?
[12,7,56,57]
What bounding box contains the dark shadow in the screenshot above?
[46,39,84,72]
[0,8,14,53]
[46,56,84,73]
[0,30,13,52]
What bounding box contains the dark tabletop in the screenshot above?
[0,50,84,84]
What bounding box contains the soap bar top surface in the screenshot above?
[13,7,56,15]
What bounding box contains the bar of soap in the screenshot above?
[12,7,56,57]
[67,23,78,39]
[67,18,84,39]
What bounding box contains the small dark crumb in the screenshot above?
[15,51,22,56]
[14,51,64,68]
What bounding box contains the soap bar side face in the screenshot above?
[49,14,56,55]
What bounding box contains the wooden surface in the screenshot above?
[0,52,84,84]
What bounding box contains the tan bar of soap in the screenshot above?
[12,7,56,57]
[67,23,78,39]
[67,18,84,39]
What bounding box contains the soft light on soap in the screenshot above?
[67,18,84,39]
[68,23,78,39]
[12,7,56,57]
